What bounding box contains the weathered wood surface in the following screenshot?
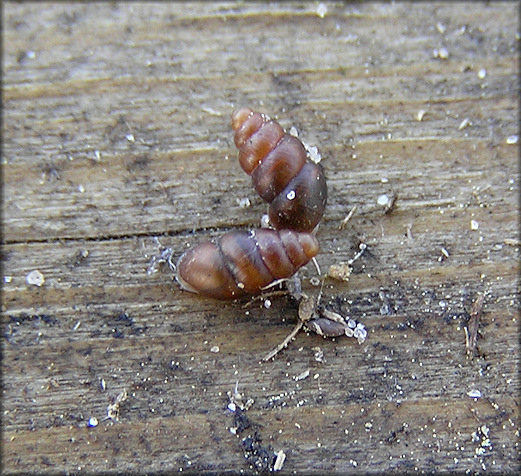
[2,2,519,474]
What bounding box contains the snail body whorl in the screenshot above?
[176,229,319,300]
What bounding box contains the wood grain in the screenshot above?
[2,2,519,474]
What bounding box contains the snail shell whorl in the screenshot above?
[176,229,319,300]
[231,108,327,232]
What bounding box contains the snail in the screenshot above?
[231,107,327,233]
[176,228,319,300]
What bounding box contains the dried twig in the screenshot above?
[339,205,357,230]
[465,294,485,357]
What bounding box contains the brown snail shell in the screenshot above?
[176,229,319,300]
[231,107,327,233]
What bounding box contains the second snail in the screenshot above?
[176,107,327,300]
[231,107,327,233]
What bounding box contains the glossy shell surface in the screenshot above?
[231,107,327,232]
[176,229,319,300]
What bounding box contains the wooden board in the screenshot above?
[2,2,519,473]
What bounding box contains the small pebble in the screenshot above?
[435,22,446,34]
[434,47,449,59]
[26,270,45,286]
[237,197,251,208]
[377,194,389,206]
[260,214,271,228]
[316,3,327,18]
[459,118,471,130]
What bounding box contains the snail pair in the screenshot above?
[176,107,327,300]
